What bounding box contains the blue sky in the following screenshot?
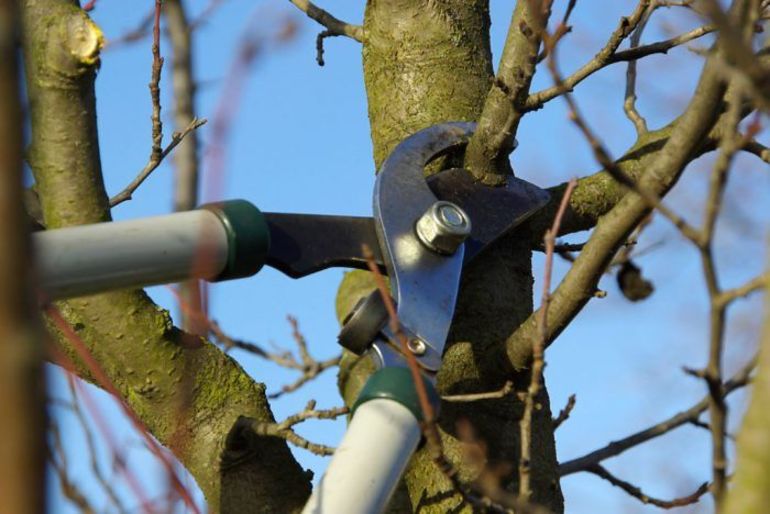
[46,1,770,513]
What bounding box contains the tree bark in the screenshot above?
[336,1,563,512]
[724,264,770,514]
[0,3,45,512]
[20,1,310,511]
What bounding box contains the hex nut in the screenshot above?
[415,201,471,255]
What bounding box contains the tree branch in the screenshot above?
[586,464,710,509]
[503,51,728,371]
[464,1,553,184]
[21,2,311,510]
[287,0,363,42]
[109,117,206,207]
[559,356,755,476]
[164,0,206,336]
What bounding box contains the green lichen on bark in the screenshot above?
[21,1,310,511]
[363,0,493,169]
[724,272,770,514]
[341,1,564,511]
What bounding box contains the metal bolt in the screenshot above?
[407,338,427,356]
[415,201,471,255]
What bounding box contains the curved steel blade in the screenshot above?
[373,122,474,370]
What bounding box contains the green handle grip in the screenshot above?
[201,200,271,281]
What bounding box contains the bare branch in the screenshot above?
[150,0,164,163]
[742,139,770,162]
[587,464,709,509]
[520,178,577,501]
[464,1,554,184]
[559,356,755,476]
[716,273,768,306]
[504,52,729,371]
[237,401,348,456]
[552,394,577,430]
[287,0,363,42]
[209,318,340,398]
[611,24,717,63]
[623,1,656,135]
[525,1,652,111]
[442,381,514,403]
[164,0,206,335]
[109,117,207,207]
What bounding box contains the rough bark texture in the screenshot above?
[0,3,45,512]
[725,267,770,514]
[20,2,311,511]
[336,1,564,512]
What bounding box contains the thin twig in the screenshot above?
[519,178,577,501]
[543,27,703,245]
[742,139,770,162]
[624,0,656,135]
[442,381,514,403]
[552,394,577,430]
[109,118,206,207]
[716,273,768,307]
[242,400,348,456]
[587,464,710,509]
[287,0,363,41]
[526,1,652,111]
[209,318,340,398]
[611,24,717,62]
[150,0,164,162]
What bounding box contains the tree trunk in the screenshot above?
[20,2,311,511]
[337,1,563,512]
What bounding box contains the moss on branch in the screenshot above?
[20,1,310,511]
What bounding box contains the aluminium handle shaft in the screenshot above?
[34,200,269,300]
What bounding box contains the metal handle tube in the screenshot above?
[34,209,231,300]
[34,200,269,300]
[301,398,421,514]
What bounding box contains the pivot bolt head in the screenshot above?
[415,201,471,255]
[407,338,427,356]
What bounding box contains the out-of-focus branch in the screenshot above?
[164,0,206,336]
[64,380,126,513]
[0,4,45,512]
[464,1,554,185]
[742,139,770,162]
[559,356,755,476]
[49,423,95,513]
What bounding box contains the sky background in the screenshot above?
[45,1,770,513]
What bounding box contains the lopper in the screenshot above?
[34,122,550,514]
